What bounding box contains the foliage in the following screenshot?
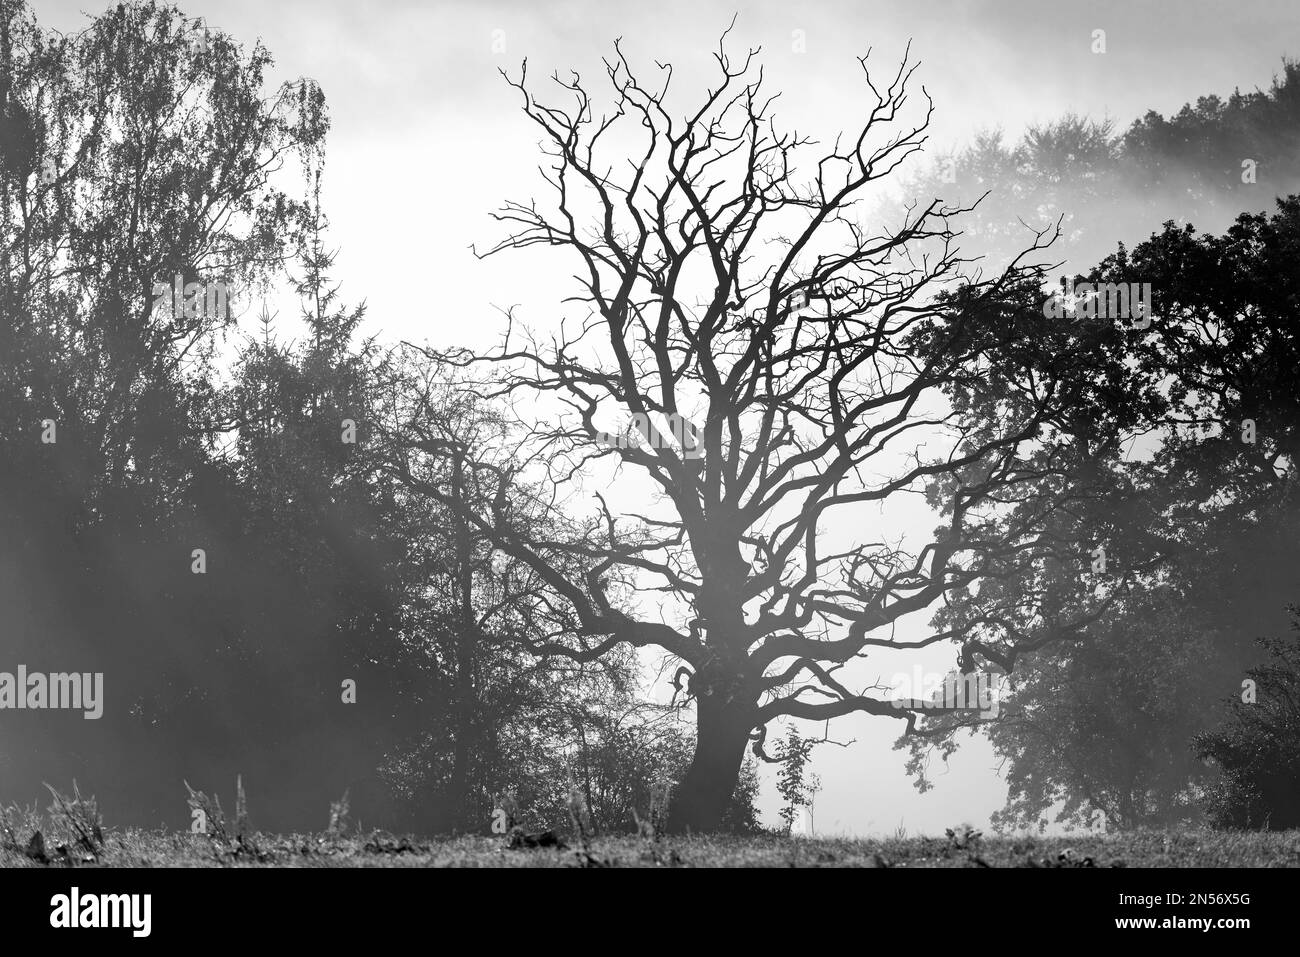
[905,196,1300,830]
[1194,611,1300,830]
[775,729,819,835]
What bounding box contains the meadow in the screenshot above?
[3,820,1297,868]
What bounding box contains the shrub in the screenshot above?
[1194,610,1300,829]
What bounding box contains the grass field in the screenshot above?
[3,827,1299,867]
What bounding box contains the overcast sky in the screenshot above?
[32,0,1300,835]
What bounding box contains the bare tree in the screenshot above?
[401,30,1123,831]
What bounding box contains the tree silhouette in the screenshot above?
[411,32,1128,830]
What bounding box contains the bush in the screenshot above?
[1194,610,1300,829]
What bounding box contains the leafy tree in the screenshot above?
[0,0,327,823]
[775,729,818,835]
[219,163,422,827]
[905,197,1300,830]
[985,592,1221,830]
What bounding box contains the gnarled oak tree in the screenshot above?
[403,33,1133,831]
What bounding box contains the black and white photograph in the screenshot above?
[0,0,1295,938]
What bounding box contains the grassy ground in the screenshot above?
[3,827,1299,867]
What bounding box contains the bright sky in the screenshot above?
[31,0,1300,835]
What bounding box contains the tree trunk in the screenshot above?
[665,691,753,833]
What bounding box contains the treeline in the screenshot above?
[907,58,1300,271]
